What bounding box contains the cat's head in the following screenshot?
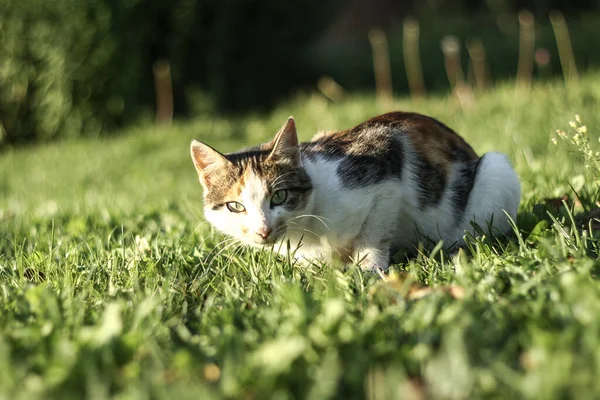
[190,117,313,246]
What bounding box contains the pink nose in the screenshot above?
[256,227,272,240]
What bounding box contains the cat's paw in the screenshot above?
[358,259,389,277]
[355,249,390,275]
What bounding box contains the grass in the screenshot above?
[1,73,600,399]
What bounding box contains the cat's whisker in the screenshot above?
[229,242,248,262]
[288,214,331,230]
[205,237,240,262]
[286,223,320,239]
[209,239,244,264]
[206,238,237,260]
[198,229,224,248]
[203,238,237,259]
[224,243,241,264]
[289,213,331,223]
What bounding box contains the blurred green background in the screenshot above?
[1,0,600,147]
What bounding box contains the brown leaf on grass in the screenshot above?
[407,284,465,300]
[371,271,465,301]
[447,285,466,299]
[380,271,412,291]
[544,194,572,210]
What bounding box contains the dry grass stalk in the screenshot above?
[153,59,174,124]
[369,27,393,105]
[403,17,426,99]
[317,76,345,102]
[516,10,535,91]
[550,10,579,86]
[441,35,475,111]
[466,37,487,91]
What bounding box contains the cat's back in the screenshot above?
[301,111,479,189]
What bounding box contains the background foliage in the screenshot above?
[310,17,600,97]
[1,0,600,146]
[0,0,335,146]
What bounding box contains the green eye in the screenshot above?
[271,189,288,206]
[226,201,246,213]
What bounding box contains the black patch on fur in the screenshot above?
[449,139,476,163]
[265,163,313,212]
[301,138,347,159]
[301,130,404,189]
[281,188,312,211]
[340,138,404,188]
[414,154,446,209]
[451,156,484,222]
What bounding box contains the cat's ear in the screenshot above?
[190,140,230,188]
[267,117,301,165]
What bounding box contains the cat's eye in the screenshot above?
[271,189,288,206]
[226,201,246,213]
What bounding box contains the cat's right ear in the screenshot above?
[190,140,230,189]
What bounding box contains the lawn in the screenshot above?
[1,74,600,399]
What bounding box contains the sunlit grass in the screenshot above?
[1,73,600,399]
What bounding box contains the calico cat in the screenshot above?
[190,112,521,272]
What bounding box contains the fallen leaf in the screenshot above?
[544,195,571,210]
[369,271,465,301]
[408,285,465,300]
[447,285,466,299]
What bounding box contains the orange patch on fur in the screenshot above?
[401,114,478,174]
[310,130,335,141]
[223,167,250,200]
[223,185,242,201]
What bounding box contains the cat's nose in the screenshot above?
[256,227,272,240]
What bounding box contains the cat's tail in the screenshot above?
[460,152,521,239]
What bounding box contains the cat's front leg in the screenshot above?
[351,197,399,273]
[275,240,328,267]
[354,244,391,273]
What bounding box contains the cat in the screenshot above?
[190,112,521,272]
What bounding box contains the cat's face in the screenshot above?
[190,118,313,246]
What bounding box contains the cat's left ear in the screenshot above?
[267,117,301,165]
